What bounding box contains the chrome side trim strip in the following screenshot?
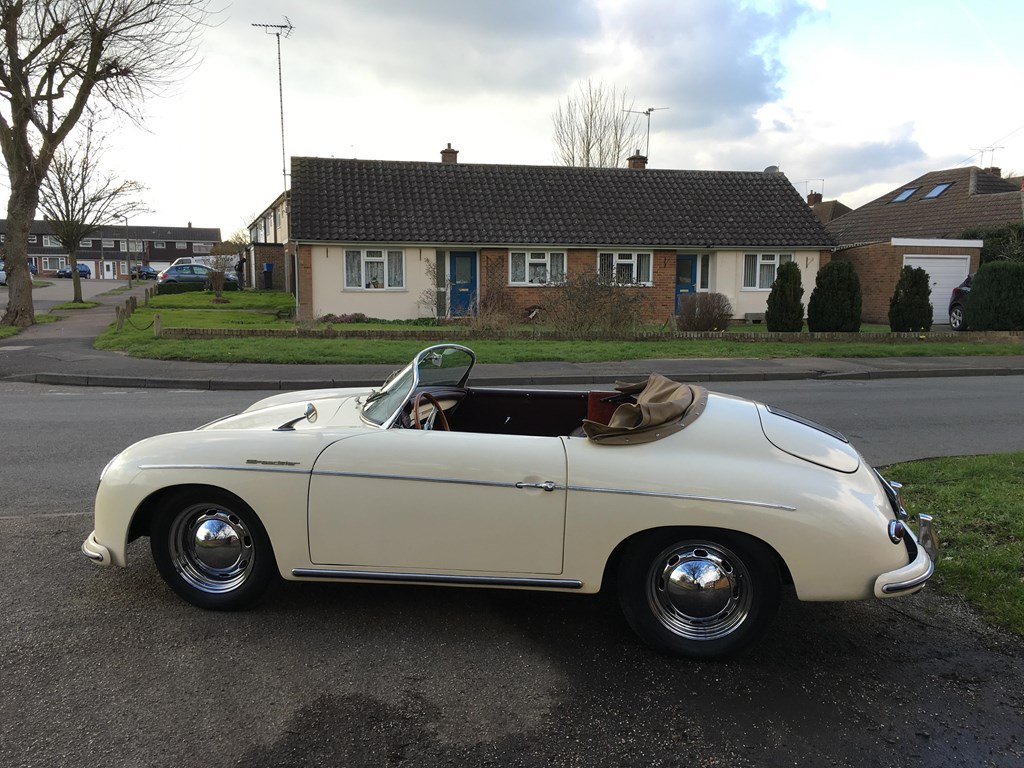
[567,485,797,512]
[310,469,561,492]
[138,463,310,475]
[292,568,582,589]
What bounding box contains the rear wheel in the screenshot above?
[150,489,277,610]
[617,529,780,658]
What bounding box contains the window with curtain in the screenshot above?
[742,253,793,289]
[344,248,405,289]
[509,251,565,285]
[597,252,652,285]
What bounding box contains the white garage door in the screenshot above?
[903,255,970,324]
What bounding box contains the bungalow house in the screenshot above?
[280,147,834,324]
[825,167,1024,324]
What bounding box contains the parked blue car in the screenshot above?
[55,263,92,279]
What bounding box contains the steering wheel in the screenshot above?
[411,392,450,431]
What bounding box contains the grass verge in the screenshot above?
[886,452,1024,635]
[50,301,101,311]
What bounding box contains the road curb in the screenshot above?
[6,364,1023,391]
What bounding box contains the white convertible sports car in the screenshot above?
[83,344,938,658]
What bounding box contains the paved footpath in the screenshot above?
[2,281,1023,390]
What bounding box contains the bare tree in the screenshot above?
[552,79,644,168]
[0,0,212,327]
[39,121,146,303]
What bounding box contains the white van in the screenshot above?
[169,255,216,268]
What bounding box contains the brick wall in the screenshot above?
[477,247,676,323]
[297,244,314,321]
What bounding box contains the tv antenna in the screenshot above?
[971,146,1004,168]
[252,16,294,292]
[252,17,294,194]
[625,106,669,159]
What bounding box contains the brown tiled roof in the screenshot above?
[811,200,852,224]
[290,157,834,248]
[827,167,1024,244]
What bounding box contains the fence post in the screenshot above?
[154,313,161,337]
[115,306,125,331]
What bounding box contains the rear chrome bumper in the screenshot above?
[874,514,938,597]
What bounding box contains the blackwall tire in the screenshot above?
[150,489,277,610]
[617,529,781,658]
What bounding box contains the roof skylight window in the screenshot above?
[924,183,952,199]
[892,187,918,202]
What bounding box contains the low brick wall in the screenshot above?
[157,327,1022,343]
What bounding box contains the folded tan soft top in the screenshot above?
[582,374,708,444]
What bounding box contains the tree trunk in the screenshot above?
[68,247,84,303]
[1,176,41,327]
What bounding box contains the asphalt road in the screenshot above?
[2,378,1023,767]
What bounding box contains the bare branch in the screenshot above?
[552,78,644,168]
[0,0,212,326]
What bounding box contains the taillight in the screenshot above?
[888,520,907,544]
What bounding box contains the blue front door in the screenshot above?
[675,255,698,313]
[449,251,477,316]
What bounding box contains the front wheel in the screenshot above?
[150,489,277,610]
[949,304,966,331]
[617,529,781,658]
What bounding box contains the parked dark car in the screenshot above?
[131,264,159,280]
[948,275,971,331]
[157,264,238,284]
[0,262,38,283]
[55,263,92,279]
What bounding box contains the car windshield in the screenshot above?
[360,344,475,427]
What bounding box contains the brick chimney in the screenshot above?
[627,151,647,170]
[807,191,823,205]
[983,166,1002,178]
[440,143,459,164]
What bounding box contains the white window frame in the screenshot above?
[27,234,36,243]
[343,248,405,290]
[43,235,61,248]
[42,256,66,270]
[176,242,187,249]
[102,239,115,249]
[119,261,128,273]
[597,252,652,286]
[192,242,213,254]
[742,253,793,290]
[699,254,710,291]
[508,251,565,285]
[154,240,166,249]
[80,239,92,248]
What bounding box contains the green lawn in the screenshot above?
[886,453,1024,635]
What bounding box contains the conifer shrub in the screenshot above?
[764,260,804,332]
[807,261,862,332]
[888,265,933,331]
[969,261,1024,330]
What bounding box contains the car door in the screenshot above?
[307,429,567,574]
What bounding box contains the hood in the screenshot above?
[200,389,371,432]
[756,404,861,473]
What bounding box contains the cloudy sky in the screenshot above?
[22,0,1024,236]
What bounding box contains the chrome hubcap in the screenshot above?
[169,504,255,593]
[646,542,752,641]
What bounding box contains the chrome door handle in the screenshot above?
[515,480,556,492]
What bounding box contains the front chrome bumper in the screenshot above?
[81,531,112,566]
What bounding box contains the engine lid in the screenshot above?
[756,404,861,473]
